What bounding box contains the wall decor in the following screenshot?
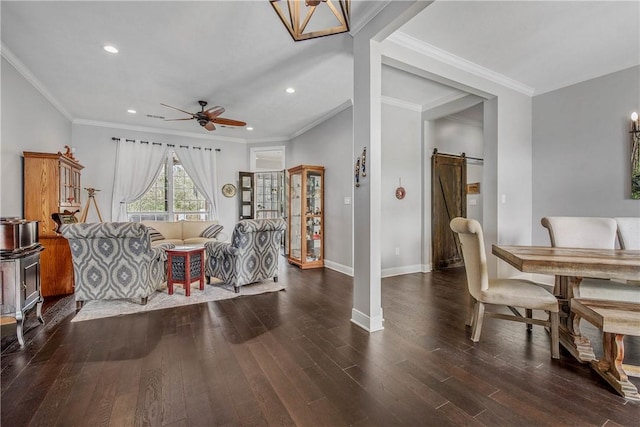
[466,182,480,194]
[355,157,360,188]
[361,147,367,177]
[631,112,640,199]
[395,178,406,200]
[222,183,237,198]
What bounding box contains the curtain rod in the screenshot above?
[432,148,483,162]
[111,137,221,152]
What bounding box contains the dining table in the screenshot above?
[492,244,640,399]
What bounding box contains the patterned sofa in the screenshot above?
[205,219,286,293]
[59,222,174,309]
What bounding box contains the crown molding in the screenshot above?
[1,43,74,121]
[73,119,248,144]
[387,32,535,97]
[349,1,392,36]
[290,99,353,139]
[381,96,421,112]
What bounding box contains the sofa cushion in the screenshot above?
[146,226,165,242]
[184,237,212,246]
[182,220,220,238]
[142,220,183,240]
[200,224,224,239]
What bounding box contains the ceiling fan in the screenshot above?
[160,100,246,131]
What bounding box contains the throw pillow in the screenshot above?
[200,224,224,239]
[146,226,165,242]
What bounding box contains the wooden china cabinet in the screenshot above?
[23,151,83,296]
[287,165,324,269]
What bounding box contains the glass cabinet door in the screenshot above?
[305,170,322,263]
[289,170,302,262]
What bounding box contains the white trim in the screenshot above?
[324,260,353,276]
[250,146,286,172]
[422,263,432,273]
[290,99,353,139]
[421,91,469,112]
[381,264,424,278]
[351,307,384,333]
[73,119,247,143]
[387,32,535,96]
[349,1,392,37]
[1,43,73,121]
[381,96,421,112]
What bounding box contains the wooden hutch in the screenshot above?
[23,151,83,296]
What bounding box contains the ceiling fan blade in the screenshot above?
[164,117,194,121]
[160,103,196,117]
[212,117,247,127]
[204,121,216,131]
[204,106,225,120]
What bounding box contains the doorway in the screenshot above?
[431,151,466,270]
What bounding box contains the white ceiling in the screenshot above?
[2,1,638,143]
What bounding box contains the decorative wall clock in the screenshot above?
[222,183,237,197]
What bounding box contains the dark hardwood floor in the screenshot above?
[2,261,639,426]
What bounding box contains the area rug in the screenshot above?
[71,281,285,323]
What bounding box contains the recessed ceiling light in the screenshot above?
[103,45,118,54]
[246,127,254,131]
[127,109,136,114]
[285,87,295,94]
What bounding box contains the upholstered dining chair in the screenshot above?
[615,217,640,250]
[541,216,640,302]
[205,218,286,293]
[450,217,560,359]
[59,222,172,310]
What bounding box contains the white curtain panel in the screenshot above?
[111,140,168,221]
[173,145,219,219]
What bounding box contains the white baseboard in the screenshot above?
[324,260,353,276]
[381,264,424,278]
[351,308,384,332]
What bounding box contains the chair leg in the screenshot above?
[525,308,533,331]
[465,291,475,327]
[471,302,485,343]
[550,311,560,359]
[141,296,148,305]
[234,286,239,293]
[274,276,278,283]
[76,301,84,311]
[206,275,210,284]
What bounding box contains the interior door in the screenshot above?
[432,152,467,270]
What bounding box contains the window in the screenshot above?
[127,152,209,221]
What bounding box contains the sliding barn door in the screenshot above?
[432,152,467,270]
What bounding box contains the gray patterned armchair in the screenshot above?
[59,222,173,309]
[205,219,286,293]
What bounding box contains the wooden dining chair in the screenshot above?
[541,216,640,302]
[450,217,560,359]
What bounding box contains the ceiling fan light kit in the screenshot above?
[161,100,246,132]
[270,0,350,42]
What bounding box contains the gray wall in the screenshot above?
[381,102,422,275]
[532,65,640,244]
[288,107,354,273]
[1,57,72,218]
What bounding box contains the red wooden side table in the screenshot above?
[166,246,205,296]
